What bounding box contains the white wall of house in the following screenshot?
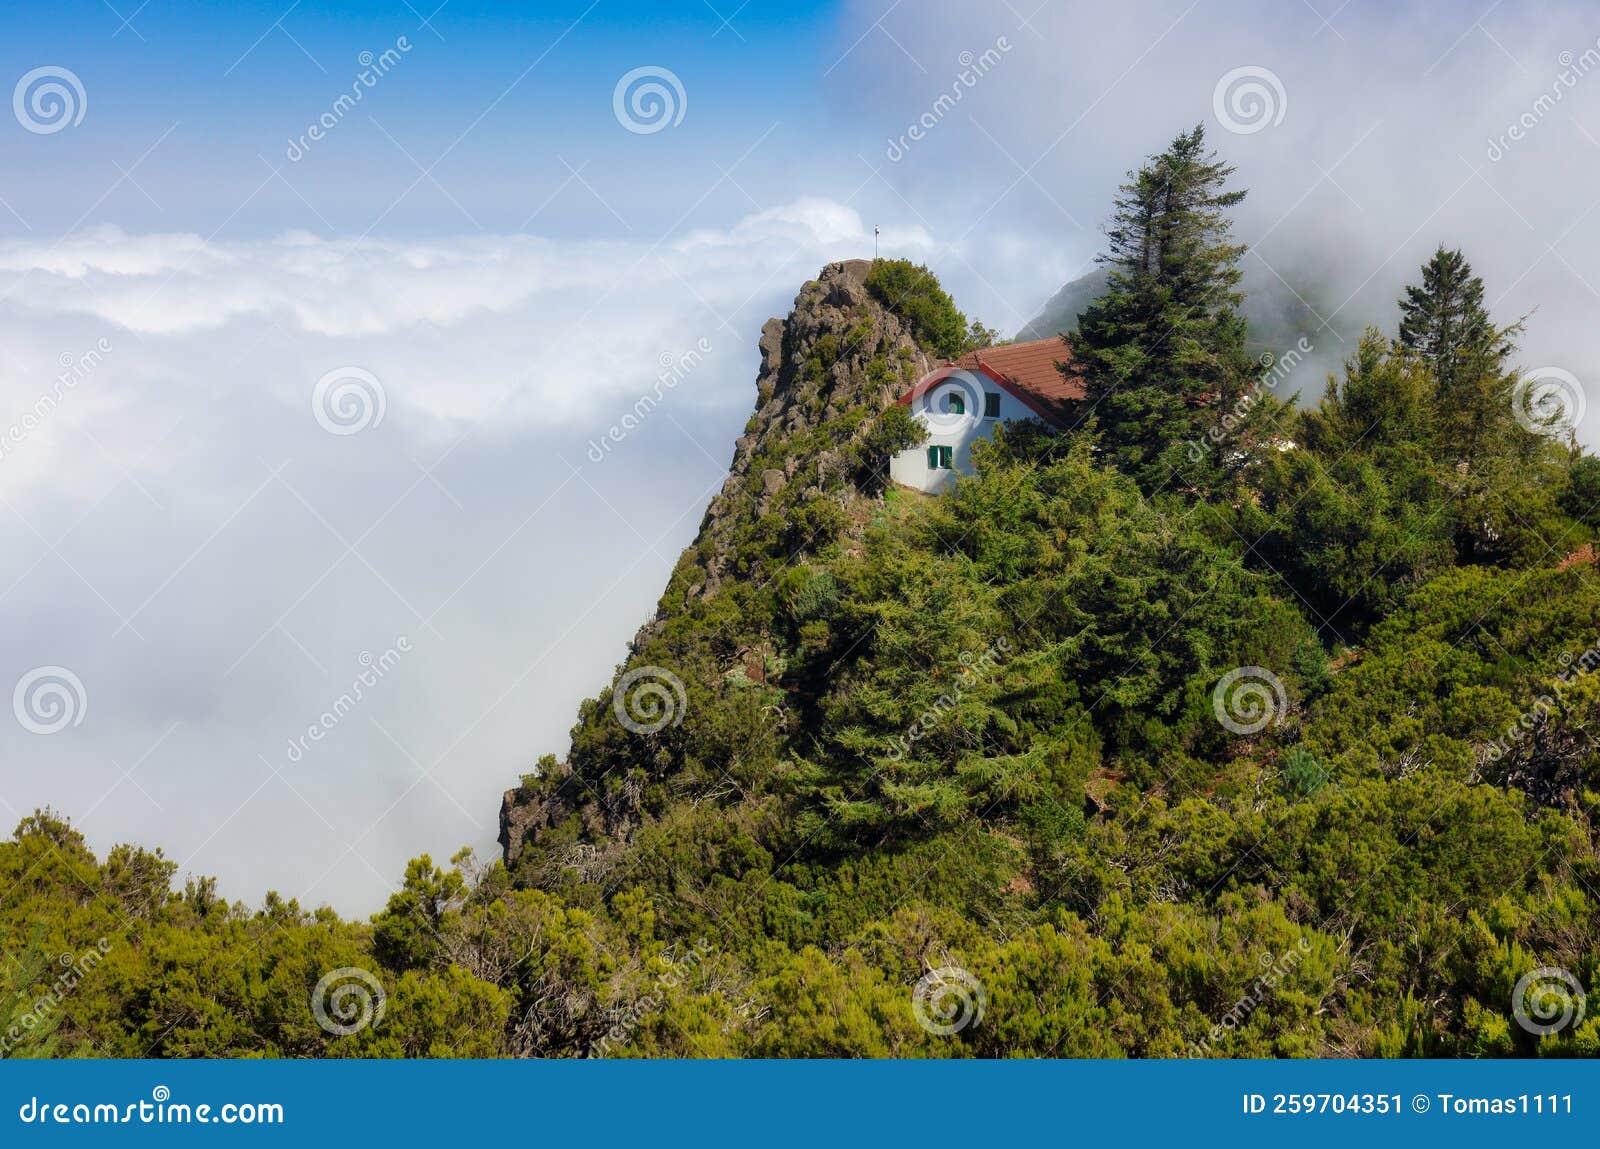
[888,370,1041,494]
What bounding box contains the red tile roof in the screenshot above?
[897,337,1084,428]
[953,338,1084,427]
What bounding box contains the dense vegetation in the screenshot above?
[6,125,1599,1059]
[863,257,996,359]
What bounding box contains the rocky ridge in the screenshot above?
[499,258,934,863]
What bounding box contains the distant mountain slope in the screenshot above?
[1014,266,1113,341]
[1017,263,1346,364]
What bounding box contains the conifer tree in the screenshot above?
[1396,246,1520,467]
[1071,124,1260,492]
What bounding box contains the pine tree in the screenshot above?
[1395,246,1520,467]
[1071,124,1261,492]
[1302,329,1437,458]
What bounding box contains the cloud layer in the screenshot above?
[0,200,930,912]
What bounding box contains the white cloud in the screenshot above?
[0,198,923,912]
[0,201,927,339]
[0,198,934,487]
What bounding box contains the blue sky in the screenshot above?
[2,1,849,237]
[4,0,1600,912]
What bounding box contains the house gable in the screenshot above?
[894,337,1085,429]
[887,337,1085,494]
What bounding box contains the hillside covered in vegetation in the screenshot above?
[6,125,1600,1059]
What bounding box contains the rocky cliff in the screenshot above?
[499,259,936,864]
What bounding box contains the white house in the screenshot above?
[888,337,1084,493]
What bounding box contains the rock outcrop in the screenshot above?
[499,259,933,864]
[675,258,932,602]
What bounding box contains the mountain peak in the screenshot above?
[500,259,938,864]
